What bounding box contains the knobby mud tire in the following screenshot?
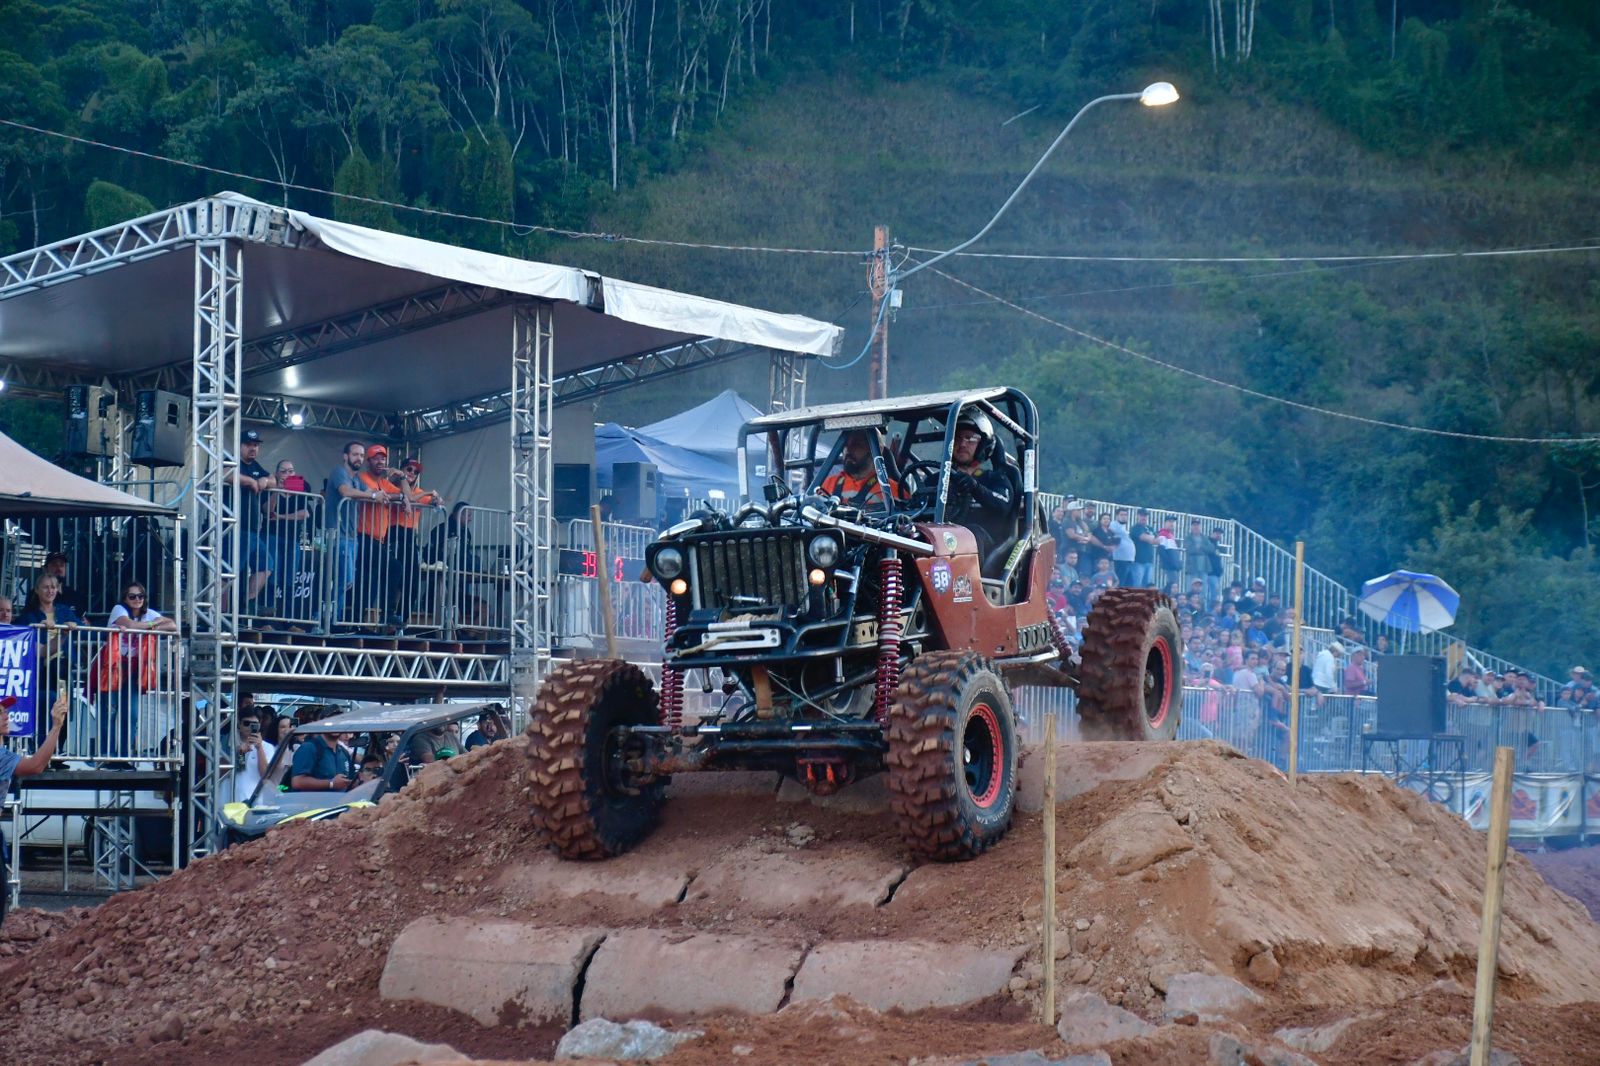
[1076,588,1183,742]
[525,658,664,860]
[885,649,1019,862]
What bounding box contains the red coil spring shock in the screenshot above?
[661,596,684,730]
[874,549,904,723]
[1047,609,1075,664]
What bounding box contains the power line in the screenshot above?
[8,116,1599,269]
[0,117,862,258]
[904,256,1423,312]
[925,264,1597,445]
[905,240,1600,264]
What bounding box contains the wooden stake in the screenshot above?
[1041,710,1058,1026]
[1288,540,1306,785]
[590,504,618,660]
[1470,746,1515,1066]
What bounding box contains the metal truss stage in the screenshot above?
[0,193,840,872]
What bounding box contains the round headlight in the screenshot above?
[807,534,840,568]
[651,546,685,580]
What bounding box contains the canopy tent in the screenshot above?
[0,431,174,517]
[594,422,740,503]
[638,388,763,461]
[0,192,842,420]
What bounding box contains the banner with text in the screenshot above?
[0,624,40,735]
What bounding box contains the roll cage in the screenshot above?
[737,387,1040,528]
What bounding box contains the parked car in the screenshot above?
[220,700,507,842]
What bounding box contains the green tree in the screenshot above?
[83,180,155,228]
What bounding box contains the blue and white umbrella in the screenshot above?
[1358,570,1460,634]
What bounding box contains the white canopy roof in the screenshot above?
[0,193,842,419]
[0,431,173,517]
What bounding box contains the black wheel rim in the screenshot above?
[963,701,1004,808]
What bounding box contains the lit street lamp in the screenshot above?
[894,82,1179,285]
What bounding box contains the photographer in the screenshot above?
[230,706,276,804]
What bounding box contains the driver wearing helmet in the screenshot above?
[946,410,1015,557]
[821,429,903,508]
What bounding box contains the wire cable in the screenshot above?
[903,256,1423,312]
[924,265,1598,445]
[905,240,1600,264]
[0,117,864,258]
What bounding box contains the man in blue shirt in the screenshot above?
[1,692,68,927]
[288,730,353,792]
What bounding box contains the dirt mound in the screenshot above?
[1,736,1598,1065]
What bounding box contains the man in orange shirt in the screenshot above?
[821,430,901,509]
[386,457,443,631]
[355,444,406,626]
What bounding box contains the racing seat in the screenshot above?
[978,449,1025,580]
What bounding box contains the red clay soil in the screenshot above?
[2,736,1599,1065]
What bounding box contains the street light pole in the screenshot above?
[857,81,1178,399]
[894,82,1178,287]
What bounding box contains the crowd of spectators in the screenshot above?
[241,432,453,633]
[1042,492,1585,720]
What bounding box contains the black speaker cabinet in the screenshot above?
[1375,655,1447,736]
[65,384,117,457]
[553,463,593,520]
[131,389,190,467]
[611,461,658,524]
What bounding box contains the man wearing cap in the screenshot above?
[1,692,68,926]
[355,444,407,626]
[1559,668,1594,711]
[1061,500,1093,560]
[1312,641,1344,695]
[385,458,443,631]
[232,429,277,611]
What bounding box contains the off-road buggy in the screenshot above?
[527,388,1181,861]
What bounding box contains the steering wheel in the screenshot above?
[896,459,943,519]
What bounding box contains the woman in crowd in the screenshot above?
[92,581,176,758]
[0,595,14,623]
[18,575,82,740]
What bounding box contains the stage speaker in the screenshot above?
[553,463,593,520]
[611,462,657,525]
[65,384,118,457]
[131,389,190,467]
[1376,655,1447,736]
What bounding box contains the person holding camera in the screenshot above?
[230,706,276,804]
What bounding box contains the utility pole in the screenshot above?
[867,224,890,399]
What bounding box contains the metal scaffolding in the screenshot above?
[509,302,555,729]
[186,232,243,859]
[0,193,840,873]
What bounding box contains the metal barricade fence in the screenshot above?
[3,624,182,764]
[564,519,659,561]
[331,494,450,633]
[254,488,325,630]
[431,505,513,638]
[555,575,666,649]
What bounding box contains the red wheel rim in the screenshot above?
[1146,636,1174,729]
[966,702,1004,809]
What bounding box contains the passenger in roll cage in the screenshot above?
[820,430,901,508]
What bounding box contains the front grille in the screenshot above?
[693,532,808,610]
